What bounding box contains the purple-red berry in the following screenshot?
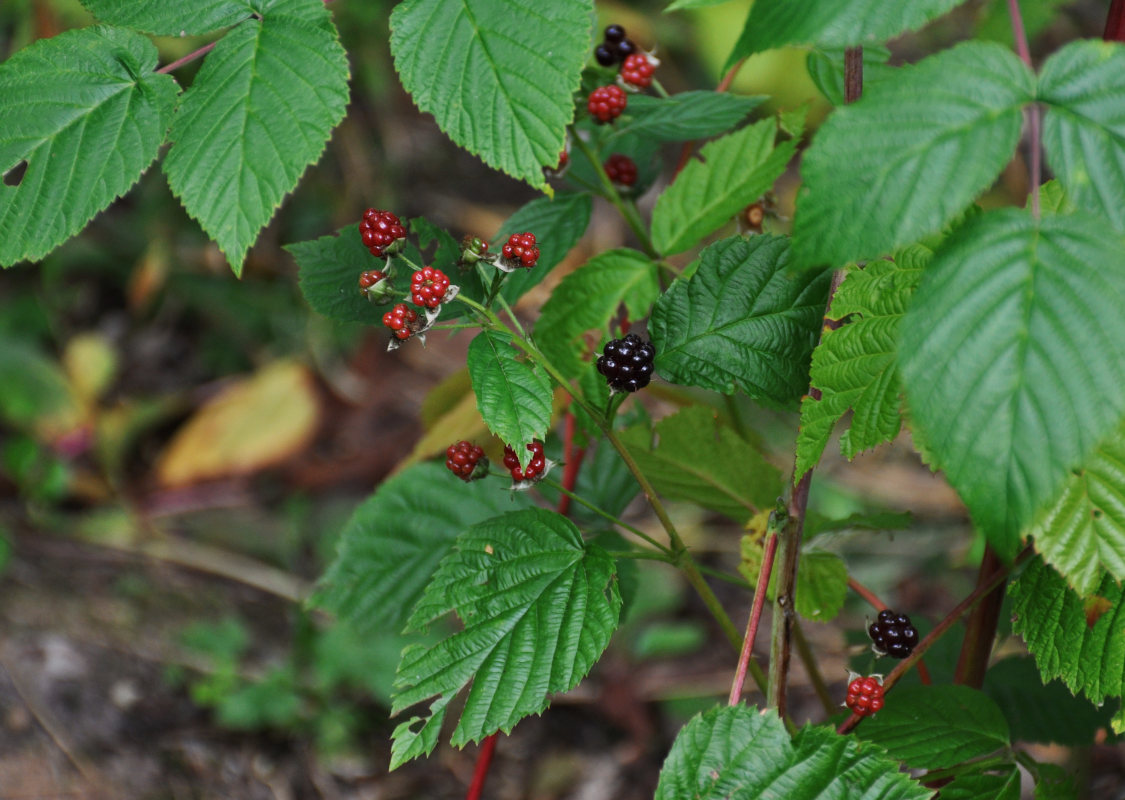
[446,441,487,481]
[360,209,406,258]
[502,232,540,268]
[382,303,418,340]
[587,85,627,123]
[845,677,885,717]
[411,266,451,309]
[603,154,638,187]
[597,334,655,392]
[503,441,546,482]
[620,53,656,88]
[868,609,919,659]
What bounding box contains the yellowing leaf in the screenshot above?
[63,332,117,406]
[156,361,319,486]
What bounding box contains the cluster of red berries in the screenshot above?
[502,232,540,268]
[588,85,627,123]
[603,154,638,187]
[445,441,487,481]
[382,303,418,340]
[411,266,451,309]
[845,676,884,717]
[869,609,919,659]
[503,441,546,482]
[360,208,406,258]
[594,24,637,66]
[358,270,385,290]
[621,53,656,88]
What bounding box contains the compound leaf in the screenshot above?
[795,248,928,481]
[0,26,178,267]
[534,249,660,378]
[390,0,591,190]
[654,705,932,800]
[857,685,1010,770]
[467,330,553,469]
[620,405,781,525]
[899,210,1125,559]
[792,42,1034,269]
[650,235,831,405]
[496,192,593,305]
[392,509,621,755]
[1039,40,1125,233]
[612,91,766,143]
[726,0,968,66]
[652,117,797,255]
[1009,557,1125,710]
[79,0,251,35]
[310,462,532,633]
[163,7,349,275]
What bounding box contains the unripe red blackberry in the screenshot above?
[587,85,627,123]
[868,610,919,659]
[360,209,406,258]
[845,676,884,717]
[410,266,451,309]
[620,53,656,88]
[501,232,540,268]
[446,441,488,481]
[503,441,546,482]
[382,303,418,340]
[596,334,655,392]
[603,154,638,187]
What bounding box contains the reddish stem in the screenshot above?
[1106,0,1125,41]
[1006,0,1041,218]
[465,734,499,800]
[846,577,886,611]
[156,42,217,74]
[953,546,1006,689]
[729,532,778,705]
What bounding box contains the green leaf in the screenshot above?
[939,772,1020,800]
[288,224,386,324]
[804,510,913,537]
[899,210,1125,559]
[795,249,928,480]
[654,706,932,800]
[389,0,591,190]
[466,330,553,469]
[309,463,533,632]
[0,339,77,429]
[806,45,893,106]
[665,0,733,11]
[612,92,766,143]
[1031,762,1079,800]
[651,117,796,255]
[163,8,349,275]
[857,685,1010,769]
[79,0,250,35]
[496,193,593,305]
[0,26,178,267]
[976,0,1071,46]
[390,693,450,770]
[1027,416,1125,597]
[1009,557,1125,708]
[792,42,1034,269]
[1039,40,1125,233]
[983,657,1118,746]
[392,508,621,754]
[650,235,831,405]
[620,406,781,524]
[726,0,968,65]
[794,550,847,621]
[534,249,660,378]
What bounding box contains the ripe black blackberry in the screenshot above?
[868,609,919,659]
[596,334,655,392]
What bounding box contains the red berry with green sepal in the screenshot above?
[502,232,540,268]
[620,53,656,88]
[382,303,418,340]
[845,676,885,717]
[503,441,546,482]
[360,209,406,258]
[446,441,488,481]
[411,266,451,309]
[588,85,627,123]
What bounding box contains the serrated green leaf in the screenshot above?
[726,0,967,66]
[611,92,766,144]
[804,510,913,537]
[621,406,781,524]
[939,771,1020,800]
[163,9,349,275]
[390,0,590,190]
[1009,557,1125,708]
[288,224,387,324]
[79,0,250,35]
[739,540,848,622]
[795,252,927,480]
[466,330,552,470]
[806,45,893,106]
[651,118,795,255]
[900,210,1125,559]
[496,193,593,305]
[983,657,1118,746]
[392,508,621,754]
[309,463,533,632]
[650,235,831,405]
[654,706,932,800]
[1039,40,1125,233]
[390,692,450,770]
[1027,417,1125,597]
[0,26,178,267]
[792,42,1034,269]
[534,249,660,378]
[857,685,1010,769]
[665,0,732,11]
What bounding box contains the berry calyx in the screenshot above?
[594,43,617,67]
[382,303,419,340]
[501,232,540,268]
[587,85,627,123]
[845,676,885,717]
[596,334,655,393]
[603,154,638,187]
[868,609,919,659]
[620,53,656,88]
[360,209,406,258]
[604,24,626,43]
[446,441,488,482]
[503,441,546,483]
[411,266,451,309]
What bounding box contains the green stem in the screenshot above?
[568,127,660,259]
[539,477,670,554]
[792,618,836,717]
[651,78,671,99]
[606,549,674,563]
[492,288,528,339]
